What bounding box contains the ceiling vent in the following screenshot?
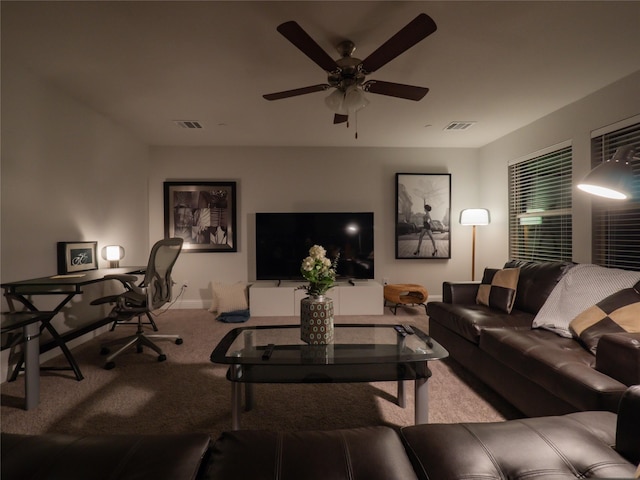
[174,120,203,129]
[444,121,476,131]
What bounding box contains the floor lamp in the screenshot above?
[460,208,490,281]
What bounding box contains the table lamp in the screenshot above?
[459,208,490,281]
[102,245,125,268]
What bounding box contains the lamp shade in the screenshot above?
[577,146,636,200]
[102,245,125,268]
[459,208,490,226]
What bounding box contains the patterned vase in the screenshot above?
[300,295,334,345]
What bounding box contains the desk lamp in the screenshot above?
[102,245,125,268]
[460,208,490,281]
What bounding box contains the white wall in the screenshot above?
[477,70,640,270]
[2,57,638,380]
[1,61,150,379]
[149,146,482,308]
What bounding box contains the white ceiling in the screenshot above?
[3,1,640,148]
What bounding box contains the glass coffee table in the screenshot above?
[210,323,448,429]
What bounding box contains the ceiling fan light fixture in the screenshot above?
[324,86,369,115]
[343,87,369,112]
[324,89,346,114]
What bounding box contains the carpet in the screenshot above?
[1,308,521,440]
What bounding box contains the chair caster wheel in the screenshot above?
[158,354,167,362]
[104,362,115,370]
[100,347,110,355]
[175,338,183,345]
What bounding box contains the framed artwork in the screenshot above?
[395,173,451,259]
[57,241,99,274]
[164,181,237,252]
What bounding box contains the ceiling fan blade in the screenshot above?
[333,114,348,124]
[361,13,437,74]
[364,80,429,101]
[263,84,329,101]
[277,21,339,73]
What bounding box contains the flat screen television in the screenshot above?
[256,212,374,281]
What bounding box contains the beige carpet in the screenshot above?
[1,308,520,440]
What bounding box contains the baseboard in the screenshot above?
[170,296,442,311]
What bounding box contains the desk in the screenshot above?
[2,267,145,383]
[1,312,55,409]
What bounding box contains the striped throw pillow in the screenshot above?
[476,267,520,314]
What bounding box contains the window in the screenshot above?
[591,121,640,271]
[509,145,573,262]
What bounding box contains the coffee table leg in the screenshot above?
[230,365,243,430]
[245,383,254,411]
[231,382,242,430]
[414,376,429,424]
[397,380,405,408]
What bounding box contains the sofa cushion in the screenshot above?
[400,411,634,480]
[476,267,520,313]
[532,263,640,338]
[570,287,640,354]
[427,302,534,344]
[205,426,418,480]
[0,433,211,480]
[479,328,627,412]
[504,260,574,315]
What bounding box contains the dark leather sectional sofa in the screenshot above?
[427,259,640,417]
[4,386,639,479]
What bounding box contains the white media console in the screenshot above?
[249,280,384,316]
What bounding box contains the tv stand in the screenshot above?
[249,280,383,316]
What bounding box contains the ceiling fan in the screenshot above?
[263,13,437,127]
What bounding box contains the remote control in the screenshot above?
[403,324,415,335]
[262,343,275,360]
[393,325,407,337]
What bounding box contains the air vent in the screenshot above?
[174,120,203,129]
[444,121,476,131]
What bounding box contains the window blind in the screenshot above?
[591,122,640,271]
[509,146,573,262]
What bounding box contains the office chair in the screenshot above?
[91,238,184,370]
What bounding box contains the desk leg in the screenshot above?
[23,322,40,410]
[7,292,84,381]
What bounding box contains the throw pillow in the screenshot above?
[569,286,640,354]
[533,264,640,338]
[209,282,249,314]
[476,267,520,314]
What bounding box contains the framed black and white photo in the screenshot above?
[395,173,451,259]
[164,181,237,252]
[57,241,99,274]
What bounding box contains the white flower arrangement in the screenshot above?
[299,244,339,297]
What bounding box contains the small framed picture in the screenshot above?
[164,181,237,252]
[57,241,99,274]
[395,173,451,259]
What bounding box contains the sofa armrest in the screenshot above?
[595,332,640,386]
[616,385,640,465]
[442,281,480,304]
